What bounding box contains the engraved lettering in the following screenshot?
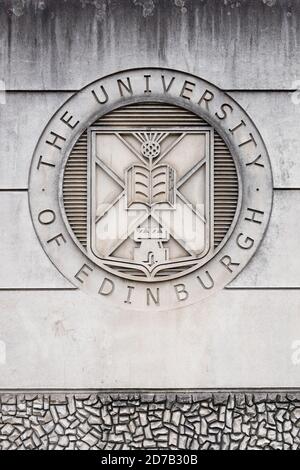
[117,77,133,97]
[60,111,80,129]
[246,154,265,168]
[144,74,151,94]
[161,75,175,93]
[146,288,160,306]
[237,233,255,250]
[46,131,66,150]
[98,277,115,296]
[75,264,93,284]
[229,120,246,135]
[220,255,240,273]
[198,89,214,110]
[38,209,56,225]
[47,233,66,247]
[180,80,196,100]
[197,271,214,289]
[245,208,264,224]
[239,132,257,149]
[174,284,189,301]
[215,103,233,120]
[124,286,135,304]
[92,86,109,104]
[28,69,274,307]
[37,155,55,170]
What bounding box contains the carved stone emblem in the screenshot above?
[29,69,273,309]
[88,125,213,281]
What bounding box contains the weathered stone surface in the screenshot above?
[0,0,299,452]
[4,90,300,190]
[0,392,300,450]
[0,0,299,91]
[1,288,300,389]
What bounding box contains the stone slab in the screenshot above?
[230,190,300,288]
[0,92,71,189]
[0,192,71,288]
[0,288,299,388]
[230,91,300,189]
[0,0,299,91]
[1,91,300,189]
[0,190,298,289]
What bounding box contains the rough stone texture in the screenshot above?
[0,0,299,90]
[1,392,300,450]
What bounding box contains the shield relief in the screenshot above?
[87,104,216,281]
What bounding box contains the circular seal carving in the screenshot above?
[29,68,273,310]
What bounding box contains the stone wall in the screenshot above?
[1,0,300,450]
[1,392,300,450]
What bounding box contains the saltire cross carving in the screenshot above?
[93,131,208,264]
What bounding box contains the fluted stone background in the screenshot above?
[1,0,300,450]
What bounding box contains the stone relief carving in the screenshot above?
[28,69,273,309]
[87,121,214,281]
[1,393,300,450]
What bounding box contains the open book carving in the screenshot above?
[126,164,176,208]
